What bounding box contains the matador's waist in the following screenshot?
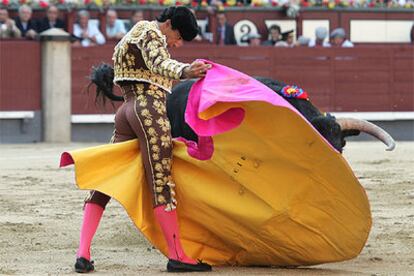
[114,67,173,93]
[118,81,167,101]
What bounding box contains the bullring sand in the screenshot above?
[0,142,413,275]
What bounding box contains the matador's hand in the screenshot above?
[182,61,212,79]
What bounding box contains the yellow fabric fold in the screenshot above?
[66,101,371,266]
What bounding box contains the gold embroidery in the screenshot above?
[144,119,152,126]
[149,137,157,145]
[151,145,160,153]
[156,118,170,132]
[153,100,166,115]
[114,67,174,92]
[147,127,157,136]
[161,158,171,168]
[154,162,163,172]
[152,153,160,161]
[138,97,147,107]
[113,21,189,93]
[127,82,175,209]
[140,109,151,117]
[160,135,171,148]
[157,194,166,204]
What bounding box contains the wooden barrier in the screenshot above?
[0,41,41,111]
[0,41,412,114]
[70,44,414,114]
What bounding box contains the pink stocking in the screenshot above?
[77,202,104,260]
[154,205,197,264]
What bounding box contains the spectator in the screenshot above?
[106,9,126,40]
[247,33,261,46]
[262,24,281,46]
[215,11,236,45]
[281,29,295,47]
[308,26,330,47]
[296,36,310,47]
[330,28,354,47]
[37,5,66,33]
[275,41,289,47]
[14,5,38,40]
[0,8,21,39]
[125,10,144,31]
[72,10,105,47]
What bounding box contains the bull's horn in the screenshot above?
[336,118,396,151]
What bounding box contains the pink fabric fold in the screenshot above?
[60,152,74,167]
[182,60,304,159]
[175,136,214,161]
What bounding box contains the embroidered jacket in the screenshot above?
[113,21,189,93]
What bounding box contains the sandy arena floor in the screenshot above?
[0,141,413,275]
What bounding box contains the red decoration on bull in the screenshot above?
[281,85,309,100]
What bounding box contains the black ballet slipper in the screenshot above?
[167,259,212,272]
[75,257,95,273]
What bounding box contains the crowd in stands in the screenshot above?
[244,25,354,47]
[1,5,413,45]
[0,5,65,39]
[0,5,133,42]
[0,0,413,9]
[205,11,357,47]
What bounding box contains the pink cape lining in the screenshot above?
[60,152,74,167]
[180,59,329,160]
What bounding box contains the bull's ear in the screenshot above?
[341,129,360,138]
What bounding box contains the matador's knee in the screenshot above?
[84,190,111,209]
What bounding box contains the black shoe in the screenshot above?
[75,257,95,273]
[167,259,212,272]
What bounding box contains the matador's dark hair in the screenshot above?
[156,6,198,42]
[87,63,123,106]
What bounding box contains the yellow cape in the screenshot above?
[65,101,371,266]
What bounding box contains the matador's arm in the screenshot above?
[137,29,189,80]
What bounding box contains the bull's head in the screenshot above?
[311,115,396,153]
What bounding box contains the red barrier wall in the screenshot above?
[0,41,41,111]
[71,44,121,114]
[0,41,412,114]
[71,44,414,114]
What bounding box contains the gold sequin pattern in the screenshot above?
[128,82,176,209]
[113,21,189,93]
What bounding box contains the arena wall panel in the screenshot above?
[0,41,41,111]
[0,41,412,114]
[67,45,413,114]
[350,20,414,43]
[71,44,122,114]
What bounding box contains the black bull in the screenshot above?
[167,77,395,153]
[88,63,395,153]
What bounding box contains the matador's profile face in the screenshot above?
[159,19,184,48]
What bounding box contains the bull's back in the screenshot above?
[168,80,198,142]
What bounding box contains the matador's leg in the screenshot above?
[126,83,198,265]
[76,105,131,271]
[125,83,176,208]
